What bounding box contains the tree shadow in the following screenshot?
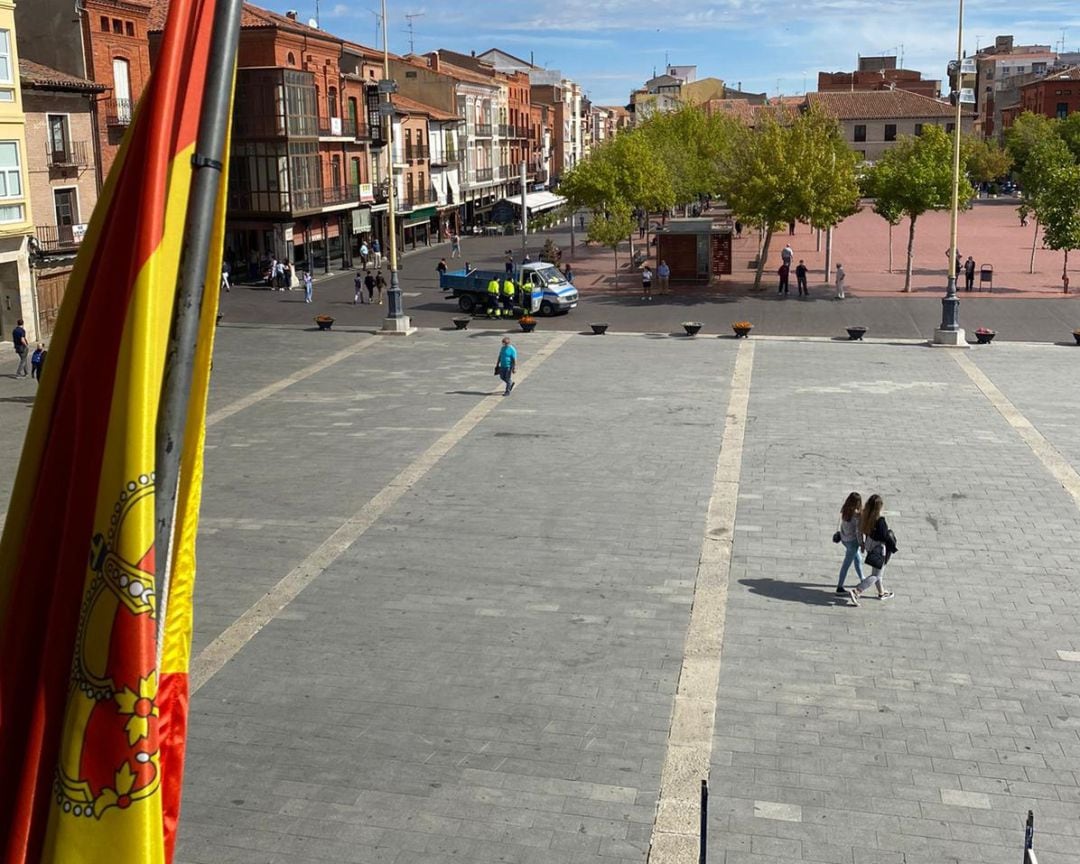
[739,577,848,606]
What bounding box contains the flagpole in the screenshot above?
[154,0,244,656]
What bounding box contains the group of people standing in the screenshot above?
[353,269,387,305]
[10,319,45,382]
[777,244,810,297]
[835,492,899,605]
[639,260,671,301]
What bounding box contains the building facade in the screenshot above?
[1014,66,1080,122]
[0,0,36,342]
[806,90,969,162]
[817,55,940,99]
[21,60,104,335]
[973,36,1056,139]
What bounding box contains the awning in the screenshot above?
[446,172,461,206]
[403,206,437,227]
[431,172,447,206]
[498,190,566,215]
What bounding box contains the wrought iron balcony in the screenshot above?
[473,123,492,137]
[228,184,362,216]
[405,143,429,161]
[473,167,493,182]
[46,140,89,168]
[35,223,84,251]
[105,98,133,126]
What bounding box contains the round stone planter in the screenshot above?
[846,326,868,341]
[590,323,609,335]
[1073,331,1080,345]
[452,317,471,330]
[216,312,223,326]
[314,316,334,331]
[519,321,537,333]
[974,330,996,344]
[732,325,753,339]
[682,322,703,337]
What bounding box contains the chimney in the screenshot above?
[430,51,439,72]
[471,50,475,57]
[286,9,298,19]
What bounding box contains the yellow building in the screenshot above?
[0,0,35,343]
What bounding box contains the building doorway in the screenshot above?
[54,189,79,245]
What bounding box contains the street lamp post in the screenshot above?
[378,0,414,335]
[935,0,968,346]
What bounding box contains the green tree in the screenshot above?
[1005,111,1061,180]
[1016,135,1074,272]
[864,125,974,292]
[719,107,860,289]
[638,107,737,213]
[964,137,1012,188]
[1059,113,1080,162]
[1031,160,1080,288]
[586,203,637,287]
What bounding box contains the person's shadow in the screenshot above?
[739,578,847,606]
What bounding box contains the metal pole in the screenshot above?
[520,160,527,266]
[699,779,709,864]
[824,226,833,284]
[940,0,964,332]
[382,0,405,323]
[154,0,244,657]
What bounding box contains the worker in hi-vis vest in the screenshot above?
[486,276,501,317]
[501,276,516,317]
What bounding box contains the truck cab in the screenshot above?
[520,262,579,316]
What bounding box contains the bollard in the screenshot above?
[699,779,709,864]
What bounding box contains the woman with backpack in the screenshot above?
[848,493,897,605]
[834,492,864,595]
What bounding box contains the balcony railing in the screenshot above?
[35,223,84,251]
[473,167,493,182]
[105,98,133,126]
[318,117,359,137]
[497,165,511,180]
[499,123,512,137]
[515,125,530,139]
[402,187,437,209]
[473,123,492,137]
[405,143,429,161]
[46,140,90,168]
[430,153,460,168]
[229,184,362,215]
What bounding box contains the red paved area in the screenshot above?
[565,199,1080,300]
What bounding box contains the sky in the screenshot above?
[263,1,1080,105]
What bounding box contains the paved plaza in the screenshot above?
[3,325,1080,863]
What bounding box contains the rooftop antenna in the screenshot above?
[313,0,320,28]
[1058,29,1067,55]
[975,34,982,52]
[898,43,904,68]
[370,8,383,50]
[404,11,425,54]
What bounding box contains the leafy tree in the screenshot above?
[1005,112,1061,180]
[864,125,975,292]
[719,106,860,289]
[1030,159,1080,287]
[1016,135,1074,272]
[964,137,1012,188]
[638,107,737,213]
[586,203,636,287]
[1059,113,1080,163]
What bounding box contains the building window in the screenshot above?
[946,122,955,134]
[884,124,897,142]
[1058,102,1069,120]
[113,58,132,123]
[853,124,866,142]
[0,141,25,223]
[112,19,123,33]
[100,16,110,31]
[47,115,71,162]
[327,86,338,118]
[125,21,135,36]
[351,157,362,186]
[287,52,296,66]
[0,29,11,86]
[914,123,924,136]
[331,154,341,188]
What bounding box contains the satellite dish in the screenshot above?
[307,17,319,28]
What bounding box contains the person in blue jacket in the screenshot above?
[495,336,517,395]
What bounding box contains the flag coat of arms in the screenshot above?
[0,0,233,861]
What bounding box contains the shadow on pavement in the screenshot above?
[739,577,848,606]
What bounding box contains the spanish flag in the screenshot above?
[0,1,233,861]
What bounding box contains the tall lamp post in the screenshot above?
[378,0,415,335]
[935,0,972,346]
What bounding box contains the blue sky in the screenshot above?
[265,1,1080,105]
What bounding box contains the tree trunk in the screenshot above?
[1065,249,1070,293]
[904,215,917,293]
[1030,218,1039,274]
[888,223,893,273]
[613,246,619,288]
[753,226,774,291]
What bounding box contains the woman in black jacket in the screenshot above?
[848,493,897,605]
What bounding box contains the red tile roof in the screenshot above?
[18,58,106,93]
[149,0,339,36]
[392,94,462,122]
[807,89,955,119]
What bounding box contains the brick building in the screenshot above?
[817,55,940,99]
[973,36,1056,139]
[16,0,153,184]
[1016,66,1080,121]
[20,60,105,335]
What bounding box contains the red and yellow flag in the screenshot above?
[0,1,231,861]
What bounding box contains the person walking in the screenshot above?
[848,494,897,605]
[487,275,502,318]
[265,257,278,288]
[505,253,514,277]
[835,492,864,595]
[835,263,846,299]
[372,237,382,268]
[30,343,46,383]
[450,233,460,259]
[359,240,369,268]
[657,259,671,295]
[781,244,794,268]
[283,260,294,290]
[777,262,790,295]
[964,256,976,291]
[375,270,386,304]
[641,264,653,301]
[734,220,743,238]
[436,258,448,281]
[564,263,574,284]
[303,270,313,303]
[274,258,286,290]
[495,336,517,396]
[364,270,376,303]
[221,260,231,293]
[12,318,28,378]
[795,259,809,296]
[501,274,516,317]
[354,271,366,304]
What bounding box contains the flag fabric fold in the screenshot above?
[0,1,230,861]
